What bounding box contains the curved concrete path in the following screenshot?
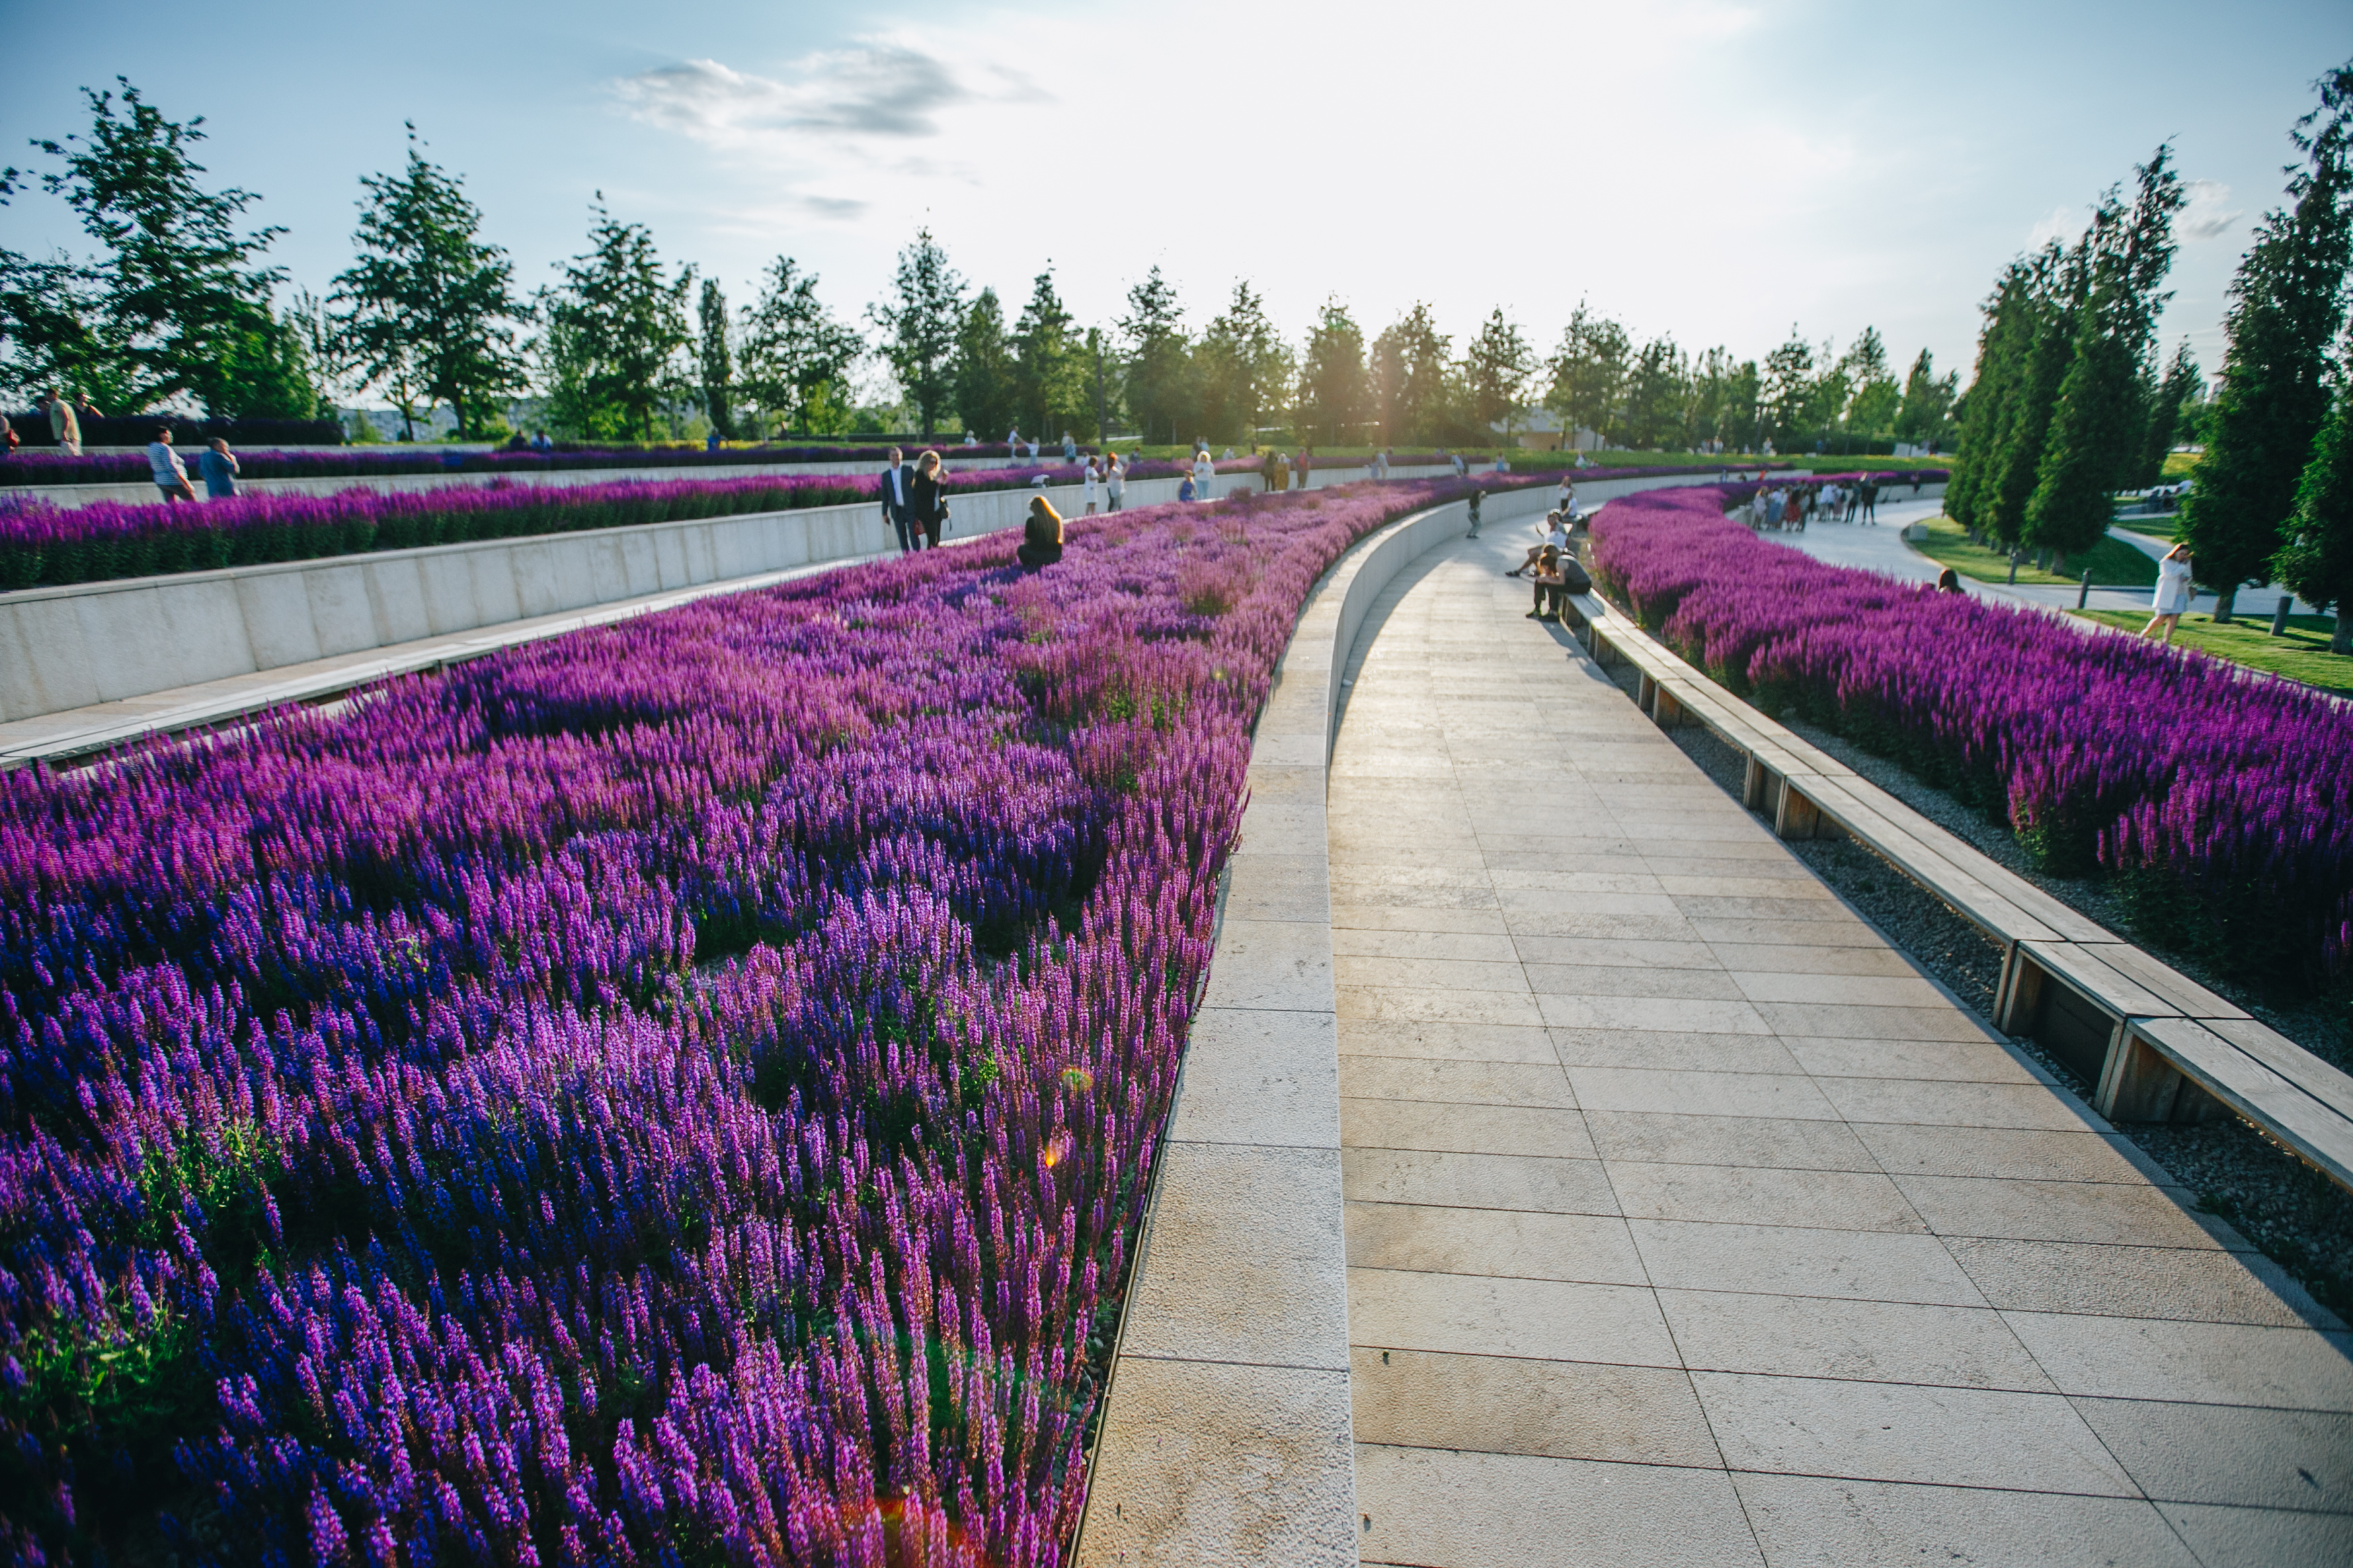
[1326,524,2353,1567]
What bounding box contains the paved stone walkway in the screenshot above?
[1326,526,2353,1567]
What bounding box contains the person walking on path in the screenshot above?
[907,450,949,549]
[881,447,917,552]
[1062,431,1078,462]
[1191,448,1214,501]
[1466,489,1483,538]
[198,438,240,499]
[2144,543,2194,643]
[1107,450,1126,511]
[1860,479,1879,524]
[145,428,195,502]
[1082,456,1102,515]
[1295,447,1311,490]
[1016,496,1064,569]
[1783,489,1805,531]
[45,388,83,455]
[1266,449,1288,492]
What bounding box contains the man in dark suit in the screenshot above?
[881,446,916,552]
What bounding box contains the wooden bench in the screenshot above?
[1568,592,2353,1194]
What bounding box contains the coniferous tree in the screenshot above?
[2182,63,2353,620]
[2130,342,2202,486]
[1618,338,1689,450]
[2025,147,2186,559]
[1760,327,1816,449]
[1948,266,2034,528]
[2274,354,2353,652]
[951,288,1017,442]
[1463,308,1535,441]
[1979,243,2081,548]
[331,126,525,438]
[536,199,692,440]
[1195,281,1289,448]
[1011,268,1088,442]
[1297,298,1368,446]
[736,257,861,438]
[696,278,735,439]
[867,229,965,440]
[1892,348,1959,450]
[1545,303,1631,448]
[1369,303,1451,446]
[1118,266,1192,445]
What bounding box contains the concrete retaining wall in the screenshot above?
[0,471,1256,723]
[1075,483,1554,1567]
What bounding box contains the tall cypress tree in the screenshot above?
[2182,63,2353,620]
[1979,243,2079,549]
[696,278,735,440]
[2026,148,2185,559]
[1947,263,2036,530]
[2275,357,2353,653]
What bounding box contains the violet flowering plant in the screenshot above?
[0,477,1505,1565]
[1587,485,2353,997]
[0,463,1222,591]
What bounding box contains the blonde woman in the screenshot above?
[908,450,949,549]
[1192,447,1215,501]
[1017,496,1065,569]
[2144,542,2193,643]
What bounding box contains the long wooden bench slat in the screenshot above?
[2020,939,2183,1024]
[2201,1016,2353,1114]
[2131,1018,2353,1190]
[2083,939,2250,1023]
[1788,777,2063,946]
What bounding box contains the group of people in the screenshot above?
[143,427,241,501]
[1743,478,1886,532]
[1503,507,1593,622]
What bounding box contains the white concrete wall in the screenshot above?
[0,470,1259,723]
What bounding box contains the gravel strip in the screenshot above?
[1593,650,2353,1313]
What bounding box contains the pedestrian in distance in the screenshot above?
[145,427,196,502]
[1296,447,1311,489]
[1861,480,1879,524]
[881,446,917,552]
[1555,474,1574,515]
[1016,496,1065,569]
[531,429,554,452]
[1177,472,1198,503]
[1507,511,1572,577]
[45,388,83,455]
[2144,543,2194,643]
[1107,450,1127,511]
[907,450,950,549]
[199,438,240,499]
[1784,489,1804,531]
[1466,489,1483,538]
[1268,449,1289,492]
[1191,447,1214,501]
[1062,431,1078,462]
[1082,456,1101,515]
[1006,426,1020,454]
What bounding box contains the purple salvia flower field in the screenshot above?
[1589,485,2353,994]
[0,479,1488,1565]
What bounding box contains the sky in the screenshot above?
[4,0,2350,405]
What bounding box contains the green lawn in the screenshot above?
[2073,608,2353,695]
[1913,515,2157,588]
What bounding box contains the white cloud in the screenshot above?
[2180,179,2243,241]
[2026,204,2080,249]
[611,43,1018,152]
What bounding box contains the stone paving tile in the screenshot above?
[1702,941,1925,977]
[1566,1067,1839,1120]
[1852,1124,2151,1183]
[1948,1238,2340,1327]
[1344,1202,1649,1286]
[1339,1100,1593,1159]
[1328,904,1509,935]
[1732,1474,2200,1567]
[1687,915,1884,948]
[1584,1110,1882,1172]
[2157,1500,2353,1566]
[1540,994,1778,1034]
[1692,1372,2137,1494]
[1356,1447,1765,1568]
[1334,954,1526,993]
[1350,1348,1720,1466]
[1521,964,1748,1001]
[1657,1290,2057,1391]
[1892,1173,2228,1249]
[1347,1268,1678,1365]
[1607,1162,1925,1233]
[1749,1001,1996,1042]
[2001,1311,2353,1410]
[1549,1027,1808,1075]
[2069,1397,2353,1511]
[1329,927,1520,962]
[1782,1035,2044,1083]
[1341,1147,1618,1215]
[1511,934,1723,969]
[1337,1019,1557,1063]
[1811,1076,2102,1130]
[1628,1219,1989,1307]
[1337,1057,1576,1108]
[1337,985,1545,1026]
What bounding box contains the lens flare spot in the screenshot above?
[1061,1067,1094,1094]
[1042,1130,1074,1169]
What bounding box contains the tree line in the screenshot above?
[2,77,1952,455]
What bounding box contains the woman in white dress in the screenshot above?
[2143,542,2194,643]
[1082,456,1101,515]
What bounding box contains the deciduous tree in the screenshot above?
[867,229,964,440]
[1546,303,1630,448]
[1369,303,1450,446]
[1119,266,1192,445]
[1296,299,1368,446]
[738,257,862,438]
[1462,308,1535,441]
[1197,282,1289,448]
[331,126,526,438]
[535,198,693,441]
